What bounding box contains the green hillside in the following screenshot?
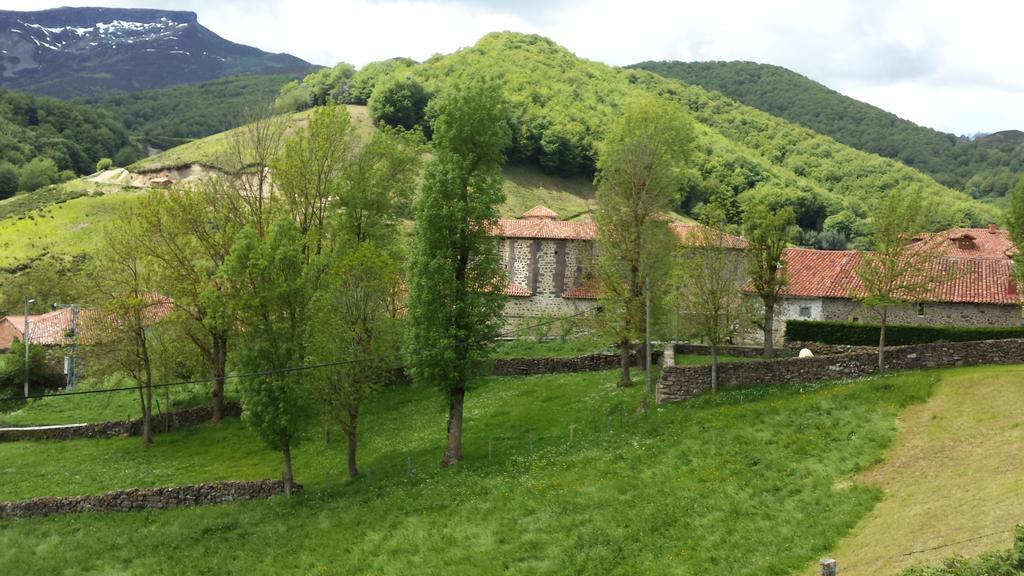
[631,60,1024,201]
[292,33,995,245]
[92,74,297,149]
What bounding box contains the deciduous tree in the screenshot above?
[406,80,509,467]
[595,96,693,386]
[742,199,795,358]
[308,244,402,478]
[223,219,312,496]
[855,189,947,371]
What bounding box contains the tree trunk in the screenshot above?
[346,407,359,479]
[282,444,293,497]
[441,387,465,467]
[710,344,719,393]
[877,307,888,372]
[763,298,776,359]
[618,338,632,387]
[142,381,153,446]
[211,335,227,423]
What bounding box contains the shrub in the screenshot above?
[784,320,1024,346]
[368,75,430,132]
[17,157,59,192]
[95,157,113,172]
[0,162,17,199]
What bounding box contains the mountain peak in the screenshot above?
[0,7,314,98]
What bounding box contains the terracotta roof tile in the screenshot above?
[504,282,532,297]
[910,227,1017,260]
[494,218,597,241]
[561,285,600,299]
[670,223,749,249]
[522,205,559,219]
[774,247,1020,305]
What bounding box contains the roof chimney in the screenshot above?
[989,223,997,234]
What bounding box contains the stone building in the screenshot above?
[493,206,750,330]
[496,206,600,330]
[769,245,1022,340]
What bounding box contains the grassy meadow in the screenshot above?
[0,365,947,575]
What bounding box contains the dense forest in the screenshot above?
[0,89,137,199]
[94,75,296,148]
[281,32,997,247]
[631,61,1024,201]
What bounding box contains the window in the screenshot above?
[917,303,925,317]
[798,306,812,318]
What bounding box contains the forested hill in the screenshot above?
[301,32,994,248]
[0,7,314,98]
[93,74,296,149]
[630,61,1024,201]
[0,88,135,199]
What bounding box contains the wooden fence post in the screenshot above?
[819,558,836,576]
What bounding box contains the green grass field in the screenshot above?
[802,365,1024,575]
[0,365,947,575]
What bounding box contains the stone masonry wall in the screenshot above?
[657,338,1024,404]
[0,480,298,519]
[821,298,1021,327]
[491,350,662,376]
[0,401,242,442]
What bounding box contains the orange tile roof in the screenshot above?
[910,227,1017,260]
[775,247,1020,305]
[670,223,749,249]
[503,282,532,297]
[561,285,600,299]
[522,205,559,219]
[494,218,598,240]
[1,296,174,347]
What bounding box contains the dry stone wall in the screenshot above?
[0,480,297,519]
[491,350,661,376]
[0,401,242,442]
[657,339,1024,404]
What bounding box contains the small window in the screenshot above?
[798,306,812,318]
[917,303,925,317]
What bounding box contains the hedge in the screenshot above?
[784,320,1024,346]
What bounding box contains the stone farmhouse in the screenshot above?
[494,205,747,329]
[0,308,79,352]
[771,226,1021,338]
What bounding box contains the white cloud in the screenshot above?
[8,0,1023,134]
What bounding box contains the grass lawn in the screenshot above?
[800,364,1024,576]
[0,380,241,427]
[0,365,944,575]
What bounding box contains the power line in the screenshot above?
[21,307,600,401]
[896,528,1012,558]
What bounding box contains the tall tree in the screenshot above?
[406,80,510,467]
[308,244,402,478]
[130,177,242,422]
[676,203,753,392]
[222,105,286,237]
[1006,176,1024,287]
[742,199,795,358]
[855,189,947,371]
[90,206,164,445]
[595,97,693,386]
[223,220,312,496]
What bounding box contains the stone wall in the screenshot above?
[821,298,1021,327]
[0,401,242,442]
[501,238,597,324]
[657,339,1024,404]
[0,480,298,519]
[491,350,661,376]
[672,343,767,358]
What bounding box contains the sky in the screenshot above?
[9,0,1023,136]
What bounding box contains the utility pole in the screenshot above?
[23,297,34,398]
[644,276,652,395]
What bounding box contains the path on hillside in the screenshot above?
[801,365,1024,575]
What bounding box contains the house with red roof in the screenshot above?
[770,245,1022,340]
[496,206,601,329]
